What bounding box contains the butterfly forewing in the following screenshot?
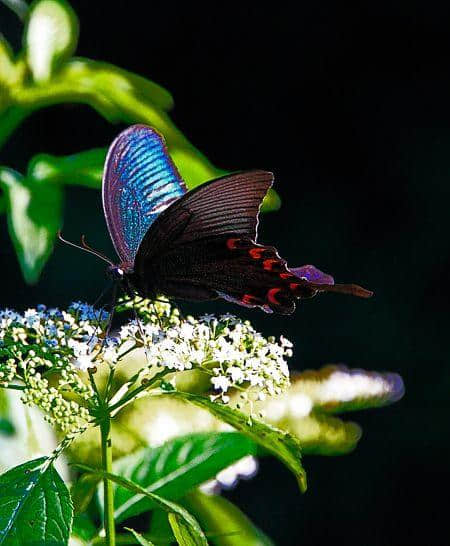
[102,124,187,265]
[134,170,273,260]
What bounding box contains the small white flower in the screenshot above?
[211,376,231,392]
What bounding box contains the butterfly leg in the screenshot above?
[103,283,119,345]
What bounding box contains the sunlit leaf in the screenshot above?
[0,36,24,91]
[289,365,405,414]
[162,392,307,492]
[183,490,274,546]
[25,0,79,82]
[75,464,208,546]
[108,432,257,522]
[0,457,73,544]
[169,512,206,546]
[0,168,62,283]
[286,412,362,455]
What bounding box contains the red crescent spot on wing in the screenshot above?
[280,272,295,280]
[226,238,241,250]
[242,294,260,305]
[263,259,284,271]
[267,287,282,305]
[249,247,265,259]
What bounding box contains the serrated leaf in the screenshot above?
[75,464,208,546]
[0,457,73,545]
[124,527,155,546]
[25,0,79,82]
[163,392,307,492]
[0,167,62,283]
[109,432,256,522]
[183,491,274,546]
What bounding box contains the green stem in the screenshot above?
[108,368,171,414]
[100,417,116,546]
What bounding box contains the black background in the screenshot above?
[0,3,448,545]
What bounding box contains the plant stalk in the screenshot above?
[100,417,116,546]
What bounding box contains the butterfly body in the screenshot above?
[100,124,372,314]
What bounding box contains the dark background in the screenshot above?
[0,3,448,545]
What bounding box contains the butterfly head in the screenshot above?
[106,264,133,283]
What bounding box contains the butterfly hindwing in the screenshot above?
[102,124,187,265]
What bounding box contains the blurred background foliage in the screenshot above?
[0,0,280,283]
[0,1,447,545]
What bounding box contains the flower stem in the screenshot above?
[100,417,115,546]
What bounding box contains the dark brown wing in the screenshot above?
[132,170,301,313]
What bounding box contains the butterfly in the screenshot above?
[62,124,372,314]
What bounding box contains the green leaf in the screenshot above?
[75,464,208,546]
[0,457,73,545]
[169,512,207,546]
[110,432,257,522]
[28,148,106,189]
[163,392,307,492]
[72,513,96,542]
[25,0,79,82]
[0,167,62,283]
[289,365,405,414]
[0,418,15,436]
[149,509,175,544]
[183,491,274,546]
[0,36,19,90]
[124,527,156,546]
[70,472,100,514]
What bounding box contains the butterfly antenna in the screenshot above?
[81,235,113,264]
[57,231,113,266]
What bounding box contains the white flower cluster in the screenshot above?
[117,302,292,404]
[0,298,293,433]
[0,304,104,435]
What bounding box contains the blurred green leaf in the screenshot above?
[0,457,73,545]
[109,432,257,523]
[76,463,208,546]
[124,527,156,546]
[289,365,405,414]
[1,1,29,21]
[28,148,106,188]
[149,509,175,545]
[183,490,274,546]
[71,472,100,514]
[72,513,97,542]
[163,392,307,492]
[285,412,362,456]
[0,36,19,91]
[0,167,62,283]
[25,0,79,82]
[0,418,15,436]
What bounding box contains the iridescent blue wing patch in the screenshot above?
[102,124,187,265]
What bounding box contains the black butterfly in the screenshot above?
[62,124,372,314]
